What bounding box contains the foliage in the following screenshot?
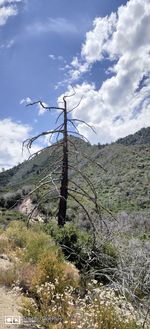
[0,208,26,229]
[0,128,149,214]
[0,215,149,327]
[116,127,150,146]
[45,221,93,266]
[0,191,22,208]
[0,266,18,287]
[44,221,118,284]
[6,221,29,248]
[23,231,56,264]
[21,280,142,329]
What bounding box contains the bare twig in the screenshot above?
[68,192,96,247]
[26,100,64,112]
[69,118,96,134]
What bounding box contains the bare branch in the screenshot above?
[69,181,95,204]
[68,120,80,135]
[24,140,63,160]
[81,151,107,172]
[23,128,64,151]
[67,130,91,144]
[68,164,98,196]
[26,100,64,112]
[68,192,96,247]
[67,138,78,151]
[68,118,96,134]
[63,85,76,102]
[67,96,83,114]
[55,110,64,124]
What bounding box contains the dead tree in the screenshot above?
[57,94,68,227]
[23,89,111,236]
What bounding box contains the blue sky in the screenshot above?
[0,0,150,169]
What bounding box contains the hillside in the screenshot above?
[0,127,149,214]
[116,127,150,145]
[0,128,150,329]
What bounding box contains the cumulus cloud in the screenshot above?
[0,0,22,26]
[0,118,41,170]
[60,0,150,144]
[37,102,48,116]
[0,5,17,25]
[81,13,117,64]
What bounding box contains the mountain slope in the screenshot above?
[116,127,150,145]
[0,128,149,213]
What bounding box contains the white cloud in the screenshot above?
[37,102,48,116]
[0,0,21,5]
[79,0,150,67]
[20,97,32,105]
[0,0,22,26]
[49,54,66,64]
[49,54,56,60]
[0,119,41,170]
[27,18,78,36]
[81,13,117,64]
[69,57,89,80]
[20,97,48,116]
[0,38,14,49]
[60,0,150,144]
[0,5,17,25]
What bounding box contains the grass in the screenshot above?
[0,267,18,286]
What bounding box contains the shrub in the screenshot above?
[21,282,142,329]
[0,237,10,253]
[5,222,58,263]
[23,231,55,264]
[102,242,118,258]
[1,191,22,209]
[18,263,37,292]
[45,221,93,269]
[0,266,18,287]
[30,252,79,293]
[45,221,117,284]
[6,221,28,248]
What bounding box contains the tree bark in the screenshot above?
[58,98,68,226]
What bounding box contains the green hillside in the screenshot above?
[116,127,150,145]
[0,128,149,214]
[0,128,150,327]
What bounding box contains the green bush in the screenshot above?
[0,191,22,209]
[45,221,117,284]
[24,231,59,264]
[6,221,28,248]
[45,221,93,269]
[5,221,61,263]
[102,242,118,258]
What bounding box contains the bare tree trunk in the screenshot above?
[24,91,106,230]
[58,98,68,226]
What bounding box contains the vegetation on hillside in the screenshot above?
[0,128,149,215]
[0,220,148,328]
[116,127,150,146]
[0,128,149,328]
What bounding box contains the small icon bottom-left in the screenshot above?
[5,316,20,325]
